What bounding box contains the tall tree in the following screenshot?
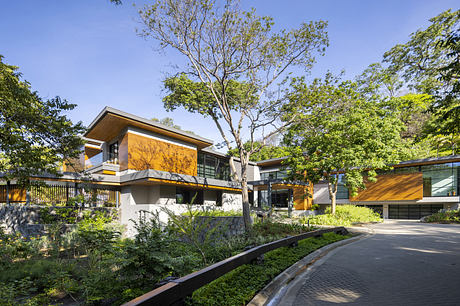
[138,0,329,229]
[284,75,408,214]
[383,9,460,145]
[0,56,85,184]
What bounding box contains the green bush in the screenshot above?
[189,232,350,305]
[251,220,310,237]
[424,210,460,223]
[300,205,382,226]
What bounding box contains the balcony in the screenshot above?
[85,152,120,174]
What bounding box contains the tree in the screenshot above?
[284,75,408,214]
[151,116,197,135]
[138,0,329,229]
[0,56,85,184]
[383,9,460,143]
[227,141,289,162]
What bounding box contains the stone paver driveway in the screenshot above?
[276,220,460,306]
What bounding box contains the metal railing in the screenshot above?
[124,226,348,306]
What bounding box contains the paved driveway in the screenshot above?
[276,221,460,306]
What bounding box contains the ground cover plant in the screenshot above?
[300,205,382,227]
[189,232,351,305]
[0,207,340,305]
[423,209,460,223]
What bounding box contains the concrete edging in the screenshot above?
[247,226,373,306]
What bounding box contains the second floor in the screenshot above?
[78,107,259,182]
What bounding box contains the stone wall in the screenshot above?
[194,216,245,242]
[0,204,118,237]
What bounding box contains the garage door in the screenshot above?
[388,204,443,219]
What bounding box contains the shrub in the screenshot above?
[424,209,460,223]
[251,220,310,237]
[189,232,350,305]
[300,205,382,226]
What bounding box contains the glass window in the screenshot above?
[421,162,458,197]
[336,174,349,199]
[108,142,118,164]
[197,153,231,181]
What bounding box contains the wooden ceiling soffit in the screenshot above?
[85,113,212,149]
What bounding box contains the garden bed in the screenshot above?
[0,212,322,305]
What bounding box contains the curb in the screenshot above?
[247,228,373,306]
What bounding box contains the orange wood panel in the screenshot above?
[293,184,313,210]
[127,132,197,175]
[350,173,423,201]
[62,157,84,172]
[10,188,27,202]
[85,113,211,148]
[119,133,129,171]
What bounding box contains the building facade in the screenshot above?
[1,107,459,227]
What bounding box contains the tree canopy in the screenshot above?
[227,141,289,162]
[0,56,85,184]
[284,75,409,214]
[139,0,329,229]
[383,9,460,154]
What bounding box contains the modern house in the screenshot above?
[1,107,459,227]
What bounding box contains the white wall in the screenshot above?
[313,183,330,204]
[119,185,244,236]
[222,192,243,210]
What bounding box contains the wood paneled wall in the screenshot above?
[294,184,313,210]
[350,173,423,201]
[120,132,197,176]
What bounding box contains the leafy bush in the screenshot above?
[424,209,460,223]
[189,232,350,305]
[251,220,310,237]
[191,210,243,217]
[300,205,382,226]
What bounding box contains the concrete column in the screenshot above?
[267,181,272,208]
[383,204,389,219]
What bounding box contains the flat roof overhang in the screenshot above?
[250,179,308,190]
[120,169,244,192]
[84,107,213,149]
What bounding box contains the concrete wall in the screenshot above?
[119,185,244,236]
[222,192,242,210]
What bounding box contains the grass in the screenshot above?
[423,209,460,223]
[188,232,351,305]
[300,205,382,227]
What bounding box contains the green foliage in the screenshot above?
[189,232,349,306]
[383,9,460,147]
[284,74,408,213]
[227,141,290,162]
[0,56,85,184]
[121,212,201,290]
[188,209,243,217]
[424,209,460,223]
[251,220,309,237]
[300,205,382,226]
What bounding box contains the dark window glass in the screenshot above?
[197,153,231,181]
[108,142,119,164]
[176,188,203,204]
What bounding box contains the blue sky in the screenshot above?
[1,0,458,145]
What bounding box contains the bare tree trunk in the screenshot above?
[328,180,339,215]
[239,152,252,231]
